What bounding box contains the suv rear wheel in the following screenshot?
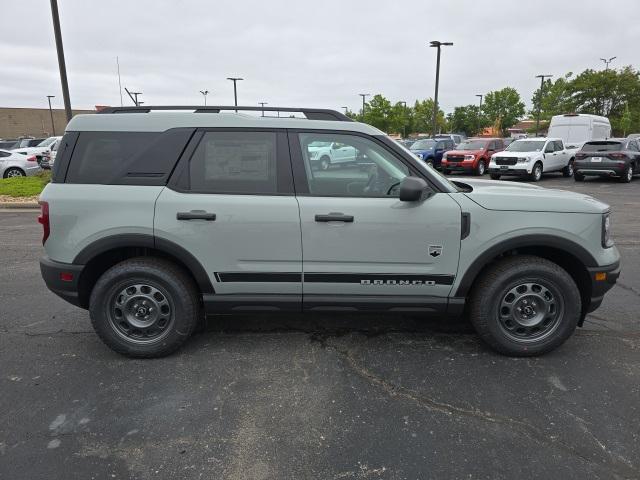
[469,255,581,356]
[89,257,200,358]
[619,164,633,183]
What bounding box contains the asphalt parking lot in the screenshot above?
[1,174,639,480]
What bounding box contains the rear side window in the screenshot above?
[65,129,193,185]
[187,131,278,194]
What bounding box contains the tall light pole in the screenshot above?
[535,74,553,137]
[200,90,209,106]
[46,95,56,136]
[600,56,616,70]
[358,93,369,119]
[475,94,483,110]
[342,106,349,114]
[259,102,268,117]
[399,101,407,138]
[227,77,243,112]
[475,94,483,136]
[429,40,453,137]
[49,0,72,121]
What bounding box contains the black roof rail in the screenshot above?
[97,105,353,122]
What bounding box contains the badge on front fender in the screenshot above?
[429,245,443,258]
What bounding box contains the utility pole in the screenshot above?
[116,56,123,106]
[259,102,268,117]
[358,93,369,119]
[227,77,243,112]
[429,40,453,137]
[200,90,210,106]
[534,74,553,137]
[600,56,616,70]
[49,0,72,121]
[46,95,56,136]
[475,94,483,136]
[399,101,407,138]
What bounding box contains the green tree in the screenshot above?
[447,105,486,137]
[362,94,393,132]
[530,73,574,121]
[413,99,446,135]
[482,87,526,133]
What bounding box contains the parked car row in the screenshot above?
[0,136,62,172]
[0,149,43,178]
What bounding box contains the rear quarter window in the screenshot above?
[65,129,194,185]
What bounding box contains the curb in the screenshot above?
[0,202,40,209]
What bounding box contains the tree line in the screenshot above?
[347,66,640,138]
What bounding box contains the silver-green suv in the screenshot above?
[39,106,620,358]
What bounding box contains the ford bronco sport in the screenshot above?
[39,106,620,358]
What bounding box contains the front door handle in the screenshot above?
[177,210,216,221]
[315,212,354,223]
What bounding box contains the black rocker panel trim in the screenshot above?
[214,272,455,285]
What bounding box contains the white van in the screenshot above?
[548,114,611,150]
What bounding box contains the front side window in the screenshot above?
[188,131,278,194]
[298,133,409,197]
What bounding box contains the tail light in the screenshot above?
[38,201,50,245]
[608,153,626,159]
[26,155,37,162]
[575,153,587,159]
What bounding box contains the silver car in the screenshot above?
[0,149,43,178]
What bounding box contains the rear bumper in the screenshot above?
[40,256,85,308]
[575,161,625,177]
[585,260,620,314]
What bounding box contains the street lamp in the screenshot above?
[46,95,56,136]
[535,74,553,137]
[49,0,72,121]
[358,93,369,119]
[600,56,616,70]
[399,101,407,138]
[475,94,483,136]
[475,94,483,110]
[259,102,268,117]
[342,106,349,114]
[227,77,243,112]
[429,40,453,137]
[200,90,210,106]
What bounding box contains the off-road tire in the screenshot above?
[89,257,200,358]
[529,162,543,182]
[562,159,575,178]
[468,255,581,357]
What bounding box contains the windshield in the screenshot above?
[38,137,57,147]
[457,140,488,150]
[582,141,623,152]
[410,139,436,150]
[506,140,545,152]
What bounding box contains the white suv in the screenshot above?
[489,137,575,181]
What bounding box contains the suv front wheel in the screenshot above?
[469,255,581,356]
[89,257,201,358]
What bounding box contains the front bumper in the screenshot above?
[488,165,531,176]
[443,162,474,172]
[584,259,620,316]
[40,256,85,308]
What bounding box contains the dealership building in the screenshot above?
[0,107,95,139]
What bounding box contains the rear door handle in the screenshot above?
[177,210,216,221]
[315,213,354,222]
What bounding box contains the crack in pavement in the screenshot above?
[314,334,638,479]
[616,282,640,298]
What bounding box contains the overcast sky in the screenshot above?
[1,0,638,115]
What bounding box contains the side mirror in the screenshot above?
[399,176,428,202]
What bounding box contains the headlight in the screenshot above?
[415,153,422,159]
[517,157,530,163]
[442,153,448,160]
[309,151,318,159]
[464,155,475,161]
[602,213,613,248]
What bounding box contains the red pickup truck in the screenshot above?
[442,138,505,175]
